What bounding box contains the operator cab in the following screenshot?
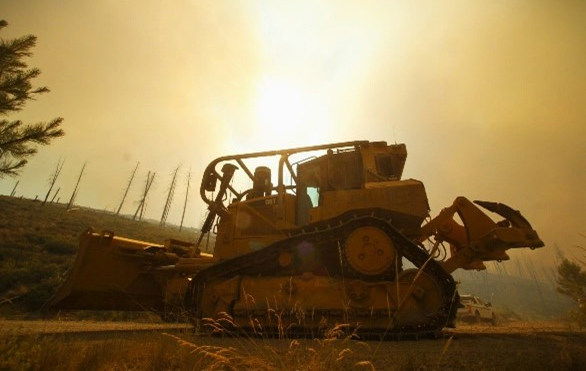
[296,142,408,225]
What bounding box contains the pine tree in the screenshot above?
[0,20,64,177]
[557,259,586,302]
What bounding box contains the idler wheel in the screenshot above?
[397,268,443,317]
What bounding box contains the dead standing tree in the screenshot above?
[9,180,18,196]
[116,161,139,215]
[160,166,179,227]
[49,187,60,203]
[179,170,191,231]
[140,172,156,221]
[42,159,64,205]
[133,171,155,221]
[66,161,86,210]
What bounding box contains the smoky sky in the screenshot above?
[0,0,584,266]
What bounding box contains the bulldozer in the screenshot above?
[49,140,544,337]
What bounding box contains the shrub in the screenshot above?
[43,240,76,255]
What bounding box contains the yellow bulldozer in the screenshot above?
[49,141,543,337]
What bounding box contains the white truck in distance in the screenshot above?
[457,295,497,325]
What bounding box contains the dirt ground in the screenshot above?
[377,322,586,369]
[0,319,190,335]
[1,319,584,370]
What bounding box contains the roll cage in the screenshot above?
[199,140,369,207]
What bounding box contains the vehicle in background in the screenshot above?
[458,294,497,325]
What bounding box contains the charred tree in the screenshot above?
[139,172,155,221]
[66,162,86,210]
[116,161,139,215]
[9,180,18,196]
[160,166,179,227]
[42,159,64,205]
[133,171,155,221]
[179,170,191,231]
[50,187,60,203]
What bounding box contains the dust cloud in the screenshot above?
[0,0,584,266]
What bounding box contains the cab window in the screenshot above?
[307,186,320,207]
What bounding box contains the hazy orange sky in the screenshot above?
[1,0,584,265]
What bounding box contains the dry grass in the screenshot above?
[0,330,375,370]
[1,320,585,370]
[191,312,376,370]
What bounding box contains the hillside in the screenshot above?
[0,196,203,315]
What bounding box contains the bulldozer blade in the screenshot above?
[47,229,169,311]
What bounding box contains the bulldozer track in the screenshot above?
[188,208,458,339]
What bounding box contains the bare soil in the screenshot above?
[0,319,190,335]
